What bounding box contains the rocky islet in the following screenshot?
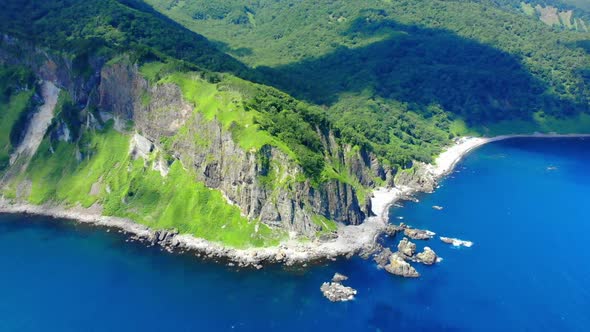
[320,273,357,302]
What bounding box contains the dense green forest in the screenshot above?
[0,0,247,74]
[1,0,590,167]
[0,0,456,167]
[145,0,590,130]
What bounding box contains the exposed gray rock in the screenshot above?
[404,228,435,240]
[357,241,381,259]
[0,43,411,248]
[384,224,403,236]
[415,247,438,265]
[96,61,379,236]
[384,253,420,278]
[332,273,348,283]
[130,133,154,160]
[394,163,437,193]
[319,232,338,241]
[397,237,417,257]
[320,281,357,302]
[374,247,393,268]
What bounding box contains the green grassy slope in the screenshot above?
[10,121,282,248]
[0,67,36,170]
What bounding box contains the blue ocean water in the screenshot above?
[1,137,589,331]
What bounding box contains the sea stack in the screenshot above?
[384,253,420,278]
[397,237,417,257]
[320,273,357,302]
[416,247,438,265]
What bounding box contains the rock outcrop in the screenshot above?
[331,273,348,283]
[397,237,417,257]
[374,247,393,268]
[321,273,357,302]
[394,163,437,193]
[384,224,403,236]
[384,253,420,278]
[97,61,379,236]
[415,247,438,265]
[404,228,435,240]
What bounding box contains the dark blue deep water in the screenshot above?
[1,138,589,331]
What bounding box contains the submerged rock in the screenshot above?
[384,253,420,278]
[440,236,473,247]
[415,247,438,265]
[404,228,435,240]
[397,237,417,257]
[321,273,357,302]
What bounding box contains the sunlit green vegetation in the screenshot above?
[135,0,590,171]
[23,123,282,247]
[145,0,590,126]
[5,0,588,168]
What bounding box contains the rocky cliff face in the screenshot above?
[0,35,104,108]
[393,162,437,193]
[0,37,401,238]
[96,61,385,235]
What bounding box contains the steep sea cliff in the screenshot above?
[0,36,393,254]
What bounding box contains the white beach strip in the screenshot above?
[370,187,411,222]
[428,137,489,177]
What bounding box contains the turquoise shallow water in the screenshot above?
[0,137,589,331]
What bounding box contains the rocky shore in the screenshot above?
[372,233,441,278]
[2,134,587,266]
[0,199,387,267]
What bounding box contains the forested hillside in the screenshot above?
[0,0,247,74]
[486,0,590,31]
[145,0,590,135]
[3,0,589,164]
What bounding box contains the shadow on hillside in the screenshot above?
[114,0,251,75]
[255,16,582,124]
[115,2,584,126]
[566,40,590,54]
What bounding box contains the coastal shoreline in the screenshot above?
[1,134,589,266]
